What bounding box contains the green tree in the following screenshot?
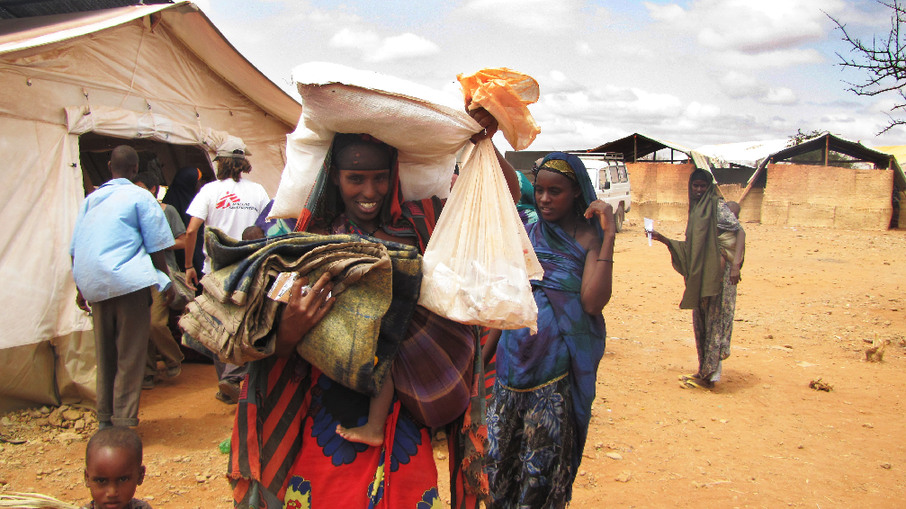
[786,128,824,147]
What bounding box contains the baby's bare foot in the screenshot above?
[336,424,384,447]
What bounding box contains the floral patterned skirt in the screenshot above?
[230,359,440,509]
[692,262,737,381]
[282,370,440,509]
[486,376,576,509]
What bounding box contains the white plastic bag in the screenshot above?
[419,139,543,331]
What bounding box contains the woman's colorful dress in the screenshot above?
[486,153,606,508]
[229,135,483,508]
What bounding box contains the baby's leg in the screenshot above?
[336,376,394,447]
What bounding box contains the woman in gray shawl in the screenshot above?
[650,169,745,389]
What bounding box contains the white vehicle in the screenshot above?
[570,152,632,232]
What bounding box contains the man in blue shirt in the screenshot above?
[70,145,175,428]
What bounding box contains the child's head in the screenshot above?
[726,201,741,219]
[242,225,265,241]
[84,427,145,509]
[132,172,160,197]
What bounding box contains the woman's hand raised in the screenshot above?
[584,200,616,235]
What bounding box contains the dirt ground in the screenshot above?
[1,219,905,508]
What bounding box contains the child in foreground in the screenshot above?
[83,427,152,509]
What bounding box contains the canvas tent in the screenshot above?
[0,1,302,412]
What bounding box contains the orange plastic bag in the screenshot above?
[458,68,541,151]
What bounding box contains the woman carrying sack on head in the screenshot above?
[484,152,616,509]
[229,106,522,509]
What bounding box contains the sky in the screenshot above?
[194,0,903,153]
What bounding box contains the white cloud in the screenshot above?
[197,0,904,150]
[329,28,381,51]
[329,29,440,62]
[649,0,844,52]
[828,1,889,27]
[714,48,825,69]
[629,88,685,117]
[367,33,441,62]
[718,72,798,105]
[458,0,582,31]
[644,2,685,22]
[719,71,764,99]
[643,0,843,73]
[534,82,686,130]
[763,87,798,105]
[695,2,828,53]
[684,101,721,119]
[537,70,585,94]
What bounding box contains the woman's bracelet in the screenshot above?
[597,258,614,263]
[185,266,193,270]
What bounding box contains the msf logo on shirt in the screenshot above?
[216,192,241,209]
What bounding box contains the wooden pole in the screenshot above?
[823,136,829,166]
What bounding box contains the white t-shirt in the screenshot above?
[187,177,270,273]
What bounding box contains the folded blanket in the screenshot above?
[180,228,421,396]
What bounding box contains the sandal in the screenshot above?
[677,373,700,381]
[680,378,712,390]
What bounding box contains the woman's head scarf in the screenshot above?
[162,166,202,226]
[687,168,715,210]
[295,133,406,235]
[665,168,722,308]
[535,152,601,233]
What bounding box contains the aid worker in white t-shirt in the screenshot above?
[183,147,270,405]
[184,148,270,288]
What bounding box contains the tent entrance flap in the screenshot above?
[65,104,250,166]
[77,132,214,193]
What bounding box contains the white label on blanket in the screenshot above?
[268,272,299,303]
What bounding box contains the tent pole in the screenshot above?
[823,136,829,166]
[738,157,771,204]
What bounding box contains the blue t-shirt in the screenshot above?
[70,179,174,302]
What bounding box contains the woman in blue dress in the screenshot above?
[486,152,616,508]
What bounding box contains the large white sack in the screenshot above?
[270,62,482,219]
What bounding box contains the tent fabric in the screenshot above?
[0,330,98,415]
[65,105,246,151]
[0,2,301,130]
[0,2,300,409]
[695,139,789,169]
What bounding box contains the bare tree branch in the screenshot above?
[829,0,906,134]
